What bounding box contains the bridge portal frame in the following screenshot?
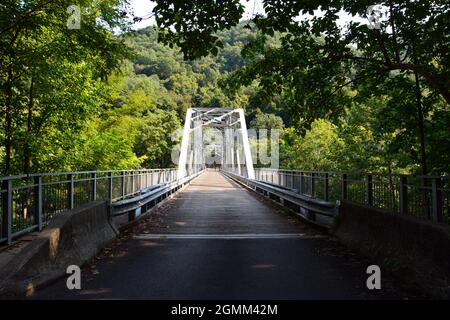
[177,108,255,180]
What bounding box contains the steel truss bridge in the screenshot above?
[0,108,449,245]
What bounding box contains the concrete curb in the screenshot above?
[334,200,450,298]
[0,201,116,297]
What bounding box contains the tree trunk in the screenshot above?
[4,68,13,175]
[24,77,34,174]
[412,38,427,176]
[412,37,431,219]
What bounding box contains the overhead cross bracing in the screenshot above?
[177,108,255,180]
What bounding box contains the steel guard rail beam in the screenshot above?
[112,170,204,217]
[222,170,338,228]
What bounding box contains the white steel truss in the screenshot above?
[177,108,255,180]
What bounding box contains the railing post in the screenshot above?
[366,174,373,206]
[131,171,135,194]
[431,178,443,223]
[121,171,125,198]
[311,172,315,197]
[145,171,148,188]
[108,172,113,205]
[107,172,113,218]
[342,173,348,200]
[299,172,304,194]
[2,180,13,244]
[91,172,97,201]
[324,173,329,202]
[399,175,408,215]
[291,171,294,189]
[67,174,74,210]
[34,176,43,231]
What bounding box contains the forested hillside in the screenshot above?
[0,20,255,174]
[1,2,448,177]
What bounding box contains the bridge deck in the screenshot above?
[144,170,303,235]
[33,170,402,299]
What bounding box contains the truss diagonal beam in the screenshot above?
[177,108,255,179]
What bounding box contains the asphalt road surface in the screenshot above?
[32,171,402,299]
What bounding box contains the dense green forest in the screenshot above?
[1,1,449,176]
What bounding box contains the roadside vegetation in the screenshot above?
[1,1,448,176]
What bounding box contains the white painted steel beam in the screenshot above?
[177,108,193,179]
[238,109,255,179]
[178,108,254,179]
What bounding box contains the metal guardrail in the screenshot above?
[222,170,338,228]
[252,168,450,225]
[0,169,182,245]
[111,170,204,220]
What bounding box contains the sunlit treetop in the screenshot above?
[151,0,450,106]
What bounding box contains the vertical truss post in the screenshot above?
[193,119,203,174]
[178,109,193,179]
[236,144,241,176]
[237,109,255,179]
[220,128,224,169]
[223,128,227,171]
[230,132,235,173]
[224,127,234,173]
[188,150,194,176]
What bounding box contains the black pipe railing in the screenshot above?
[253,168,449,225]
[0,169,179,245]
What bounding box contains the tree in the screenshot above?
[153,0,245,59]
[0,0,131,174]
[281,120,344,171]
[250,110,284,130]
[149,0,449,175]
[151,1,450,106]
[134,109,181,168]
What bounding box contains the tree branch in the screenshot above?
[375,29,392,65]
[389,0,400,63]
[0,0,55,36]
[388,62,450,104]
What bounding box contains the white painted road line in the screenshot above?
[133,233,327,240]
